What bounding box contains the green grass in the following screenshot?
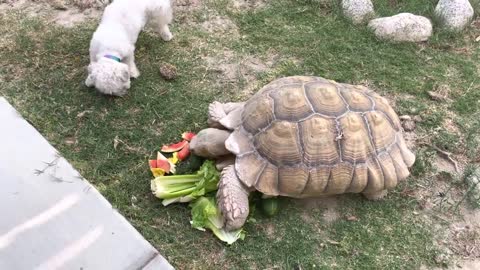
[1,1,479,268]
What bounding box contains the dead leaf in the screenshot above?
[399,115,412,121]
[346,215,358,222]
[327,239,340,245]
[113,135,121,150]
[475,36,480,42]
[77,110,92,118]
[64,136,76,146]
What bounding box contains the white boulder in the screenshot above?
[368,13,433,42]
[342,0,375,24]
[434,0,474,32]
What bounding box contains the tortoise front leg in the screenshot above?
[215,155,235,171]
[208,101,245,130]
[217,165,250,231]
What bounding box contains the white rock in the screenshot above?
[465,168,480,205]
[342,0,375,24]
[368,13,432,42]
[434,0,474,32]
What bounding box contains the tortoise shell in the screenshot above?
[225,76,415,197]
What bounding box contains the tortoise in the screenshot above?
[189,76,415,230]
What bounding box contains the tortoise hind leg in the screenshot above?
[363,190,388,200]
[217,165,250,231]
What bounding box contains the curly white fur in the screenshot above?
[85,0,173,96]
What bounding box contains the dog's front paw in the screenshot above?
[160,30,173,42]
[130,67,140,78]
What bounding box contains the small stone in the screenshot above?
[465,168,480,203]
[51,0,68,10]
[434,0,474,32]
[368,13,432,42]
[413,115,423,122]
[399,115,411,121]
[341,0,375,25]
[427,91,447,101]
[159,63,178,80]
[402,119,416,131]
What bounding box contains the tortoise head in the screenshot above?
[189,128,232,159]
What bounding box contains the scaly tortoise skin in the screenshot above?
[230,75,415,196]
[190,76,416,230]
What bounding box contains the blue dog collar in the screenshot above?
[104,54,121,62]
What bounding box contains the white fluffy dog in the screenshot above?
[86,0,173,96]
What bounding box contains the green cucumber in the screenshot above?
[261,197,279,216]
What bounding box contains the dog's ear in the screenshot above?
[121,69,130,82]
[85,74,95,87]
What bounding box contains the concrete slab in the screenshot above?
[0,97,173,270]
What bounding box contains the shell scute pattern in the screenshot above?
[234,76,414,197]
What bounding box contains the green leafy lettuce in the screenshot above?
[190,196,245,245]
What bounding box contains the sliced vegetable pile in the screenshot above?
[148,132,245,244]
[151,160,219,206]
[149,132,196,177]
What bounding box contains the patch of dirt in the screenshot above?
[449,224,480,260]
[443,113,461,135]
[300,211,316,224]
[208,248,227,262]
[429,84,452,101]
[451,259,480,270]
[172,0,202,23]
[297,196,340,224]
[434,155,458,174]
[72,0,110,10]
[436,209,480,267]
[201,49,280,97]
[214,56,270,82]
[414,172,460,212]
[412,161,480,268]
[403,131,417,150]
[322,205,341,223]
[200,15,239,36]
[263,222,276,240]
[230,0,267,10]
[173,0,201,7]
[0,0,103,27]
[54,8,101,27]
